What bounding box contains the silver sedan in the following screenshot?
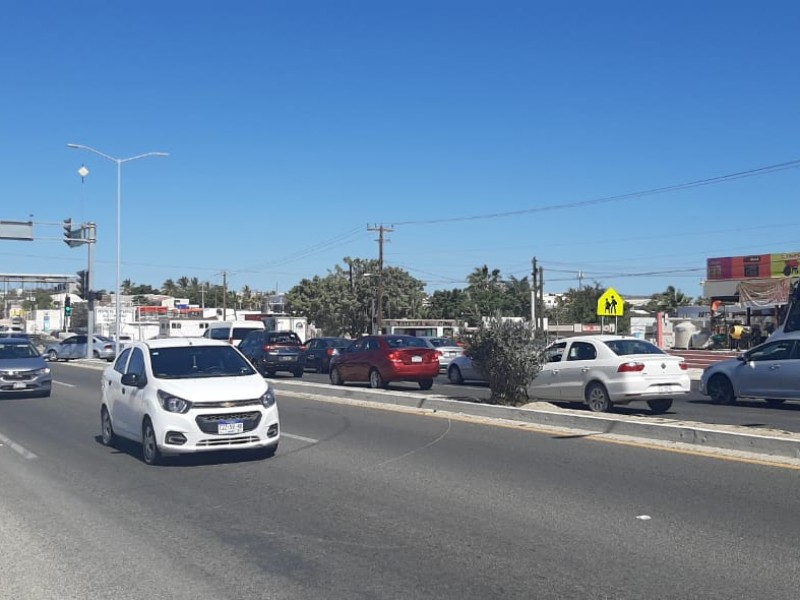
[700,336,800,406]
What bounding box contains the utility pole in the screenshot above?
[222,271,228,320]
[538,264,544,334]
[531,257,538,333]
[368,224,393,334]
[577,270,584,290]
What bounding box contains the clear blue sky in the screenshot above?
[2,1,799,301]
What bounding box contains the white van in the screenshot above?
[203,321,265,346]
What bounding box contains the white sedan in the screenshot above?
[529,336,690,413]
[100,338,280,465]
[700,336,800,406]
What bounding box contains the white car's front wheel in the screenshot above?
[141,418,162,466]
[100,407,116,447]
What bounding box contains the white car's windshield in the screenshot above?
[150,346,256,379]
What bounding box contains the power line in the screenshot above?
[390,158,800,226]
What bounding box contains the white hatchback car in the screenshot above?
[100,338,280,465]
[528,335,690,413]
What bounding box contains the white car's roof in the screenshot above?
[141,337,231,350]
[551,335,647,343]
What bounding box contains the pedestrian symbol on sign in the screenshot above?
[597,288,625,318]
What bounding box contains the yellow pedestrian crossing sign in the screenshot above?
[597,288,624,317]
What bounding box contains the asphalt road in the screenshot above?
[1,364,799,599]
[290,369,800,434]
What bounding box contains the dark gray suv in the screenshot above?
[238,330,305,377]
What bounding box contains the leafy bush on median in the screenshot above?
[463,315,545,406]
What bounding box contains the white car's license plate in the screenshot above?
[411,355,422,363]
[218,422,244,434]
[12,382,26,389]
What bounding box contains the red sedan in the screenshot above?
[329,335,439,390]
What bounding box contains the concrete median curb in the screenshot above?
[271,379,800,464]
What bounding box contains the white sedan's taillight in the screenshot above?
[617,362,645,372]
[679,362,688,370]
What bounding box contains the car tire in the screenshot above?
[330,367,344,385]
[293,369,304,378]
[418,379,434,390]
[93,350,100,359]
[585,382,612,412]
[647,398,673,414]
[448,365,464,385]
[765,398,786,407]
[707,374,736,405]
[369,369,386,389]
[47,350,58,362]
[101,406,116,447]
[141,418,162,466]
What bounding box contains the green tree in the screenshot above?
[21,289,54,311]
[286,257,426,336]
[645,285,693,314]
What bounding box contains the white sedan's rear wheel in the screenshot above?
[585,382,612,412]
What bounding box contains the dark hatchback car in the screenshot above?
[0,337,52,397]
[329,334,439,390]
[302,337,351,373]
[238,330,305,377]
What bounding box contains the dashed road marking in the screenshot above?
[0,432,38,459]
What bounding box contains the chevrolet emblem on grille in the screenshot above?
[222,401,235,408]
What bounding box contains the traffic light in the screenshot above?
[64,296,72,317]
[76,270,89,299]
[63,218,73,245]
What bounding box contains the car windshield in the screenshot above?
[386,336,428,348]
[604,339,665,356]
[327,338,349,347]
[149,346,256,379]
[269,333,300,345]
[232,328,259,341]
[0,342,40,359]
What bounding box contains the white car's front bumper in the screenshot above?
[151,404,280,455]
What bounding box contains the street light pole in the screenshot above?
[67,144,168,346]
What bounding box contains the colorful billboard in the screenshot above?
[706,252,800,281]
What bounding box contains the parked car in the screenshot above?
[447,354,487,384]
[700,336,800,406]
[329,334,439,390]
[422,337,464,372]
[100,338,280,465]
[0,337,52,397]
[238,330,305,377]
[528,336,689,413]
[447,336,689,414]
[44,335,117,361]
[302,337,351,373]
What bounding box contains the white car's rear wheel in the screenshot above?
[585,382,612,412]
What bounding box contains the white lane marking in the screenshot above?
[636,515,652,521]
[282,432,319,444]
[0,432,38,459]
[54,381,76,388]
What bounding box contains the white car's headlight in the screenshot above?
[260,386,276,408]
[157,389,192,414]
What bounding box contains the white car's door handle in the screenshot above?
[581,367,590,373]
[551,369,558,374]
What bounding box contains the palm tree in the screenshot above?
[121,279,133,295]
[467,265,502,290]
[162,279,177,297]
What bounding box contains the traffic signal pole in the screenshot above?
[86,223,96,359]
